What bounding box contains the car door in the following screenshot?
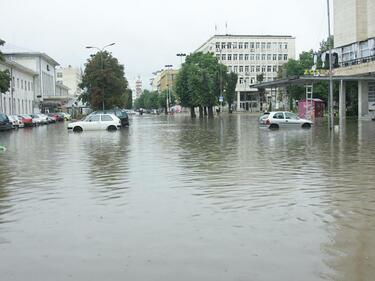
[273,112,286,127]
[284,112,300,127]
[84,115,100,130]
[100,114,114,129]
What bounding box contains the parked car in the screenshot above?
[91,109,129,127]
[37,114,49,124]
[18,115,34,127]
[0,113,13,131]
[47,113,59,122]
[31,114,43,125]
[60,112,72,121]
[67,114,122,132]
[9,115,24,128]
[260,111,313,130]
[8,115,20,129]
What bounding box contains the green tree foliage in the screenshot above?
[79,51,128,110]
[175,52,228,118]
[133,90,161,110]
[121,88,133,109]
[225,72,238,113]
[0,39,11,94]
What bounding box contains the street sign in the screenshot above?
[219,96,224,102]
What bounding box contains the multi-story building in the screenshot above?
[56,65,82,98]
[0,59,37,115]
[135,76,142,98]
[159,68,178,93]
[196,35,295,111]
[150,70,162,92]
[4,52,71,112]
[332,0,375,119]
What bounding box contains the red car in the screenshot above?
[48,113,64,122]
[18,115,34,127]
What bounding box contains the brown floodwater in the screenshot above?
[0,114,375,281]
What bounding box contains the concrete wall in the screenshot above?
[367,0,375,39]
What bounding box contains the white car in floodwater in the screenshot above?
[67,114,121,132]
[259,111,313,130]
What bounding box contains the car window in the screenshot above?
[0,114,6,122]
[87,115,100,122]
[101,115,113,122]
[285,113,298,120]
[273,112,284,119]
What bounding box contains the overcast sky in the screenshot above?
[0,0,333,89]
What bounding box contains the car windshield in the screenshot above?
[285,112,299,119]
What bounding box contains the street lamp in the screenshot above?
[164,64,173,113]
[176,53,186,65]
[85,43,116,110]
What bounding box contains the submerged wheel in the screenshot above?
[302,123,311,129]
[269,123,279,130]
[107,125,117,131]
[73,126,83,133]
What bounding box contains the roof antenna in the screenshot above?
[215,24,217,35]
[225,21,228,35]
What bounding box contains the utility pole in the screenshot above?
[164,65,173,113]
[86,43,116,110]
[327,0,334,130]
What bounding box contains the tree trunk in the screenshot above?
[208,106,214,118]
[199,106,204,118]
[164,106,168,115]
[204,107,208,116]
[190,107,196,118]
[228,102,233,113]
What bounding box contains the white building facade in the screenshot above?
[0,60,37,115]
[196,35,295,111]
[332,0,375,119]
[56,66,82,98]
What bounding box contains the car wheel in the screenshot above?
[107,125,117,131]
[269,123,279,130]
[73,126,83,133]
[302,123,311,129]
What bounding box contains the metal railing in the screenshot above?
[336,54,375,68]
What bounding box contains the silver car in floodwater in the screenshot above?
[260,111,313,130]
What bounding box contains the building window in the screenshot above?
[221,42,226,49]
[256,66,260,72]
[273,54,277,61]
[267,54,271,60]
[239,42,243,49]
[261,42,266,49]
[279,43,283,49]
[250,54,255,60]
[227,42,232,49]
[233,66,238,73]
[256,42,260,49]
[284,42,288,49]
[278,54,283,60]
[256,54,260,61]
[216,54,220,60]
[267,66,272,72]
[284,54,288,61]
[261,54,266,60]
[245,66,249,73]
[228,66,232,72]
[233,54,238,61]
[17,78,19,89]
[227,54,232,60]
[216,42,220,49]
[251,66,255,72]
[250,42,254,49]
[239,54,243,60]
[262,66,266,72]
[232,42,237,49]
[369,82,375,103]
[239,77,243,84]
[273,66,278,72]
[221,54,226,60]
[244,42,249,49]
[21,79,23,90]
[360,41,370,58]
[57,72,63,78]
[239,66,244,72]
[245,54,249,60]
[267,42,271,49]
[47,65,50,71]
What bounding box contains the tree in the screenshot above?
[175,52,227,118]
[225,72,237,113]
[0,39,11,94]
[79,51,128,110]
[121,89,133,109]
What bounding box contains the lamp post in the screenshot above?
[176,53,186,66]
[85,43,116,110]
[164,64,173,113]
[326,0,334,130]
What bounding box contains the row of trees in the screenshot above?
[79,51,132,110]
[133,90,175,114]
[175,52,238,118]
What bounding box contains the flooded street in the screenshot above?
[1,114,375,281]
